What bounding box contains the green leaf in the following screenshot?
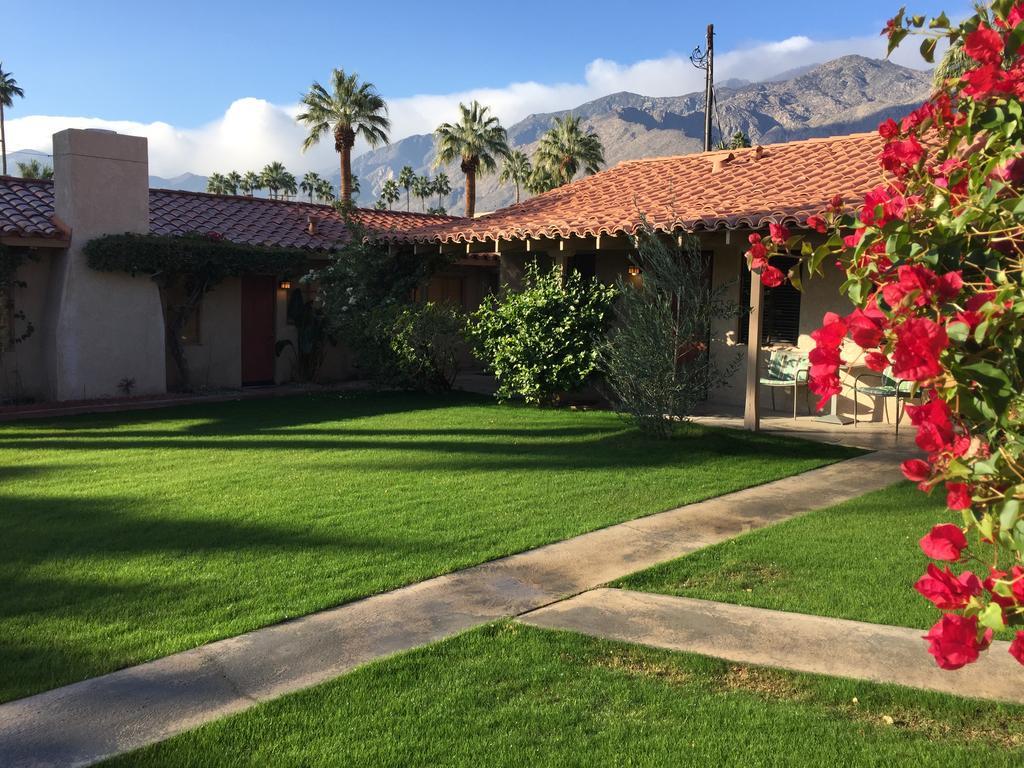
[979,602,1006,633]
[946,321,970,343]
[919,36,938,63]
[1000,500,1021,532]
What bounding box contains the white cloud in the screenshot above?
[6,31,933,178]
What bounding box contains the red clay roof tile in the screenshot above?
[0,180,461,249]
[394,132,887,244]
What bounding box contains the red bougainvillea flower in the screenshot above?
[901,460,933,483]
[759,264,786,288]
[918,523,967,560]
[746,234,769,270]
[1010,632,1024,667]
[945,482,972,511]
[846,305,886,349]
[881,136,926,176]
[906,395,956,456]
[963,25,1005,65]
[962,63,1013,98]
[891,317,948,382]
[805,214,827,233]
[923,614,992,670]
[1010,565,1024,604]
[878,118,900,139]
[915,564,982,609]
[864,351,889,372]
[807,312,847,408]
[769,222,790,244]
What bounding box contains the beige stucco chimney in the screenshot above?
[45,128,166,401]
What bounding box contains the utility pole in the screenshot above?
[704,24,714,152]
[690,24,715,151]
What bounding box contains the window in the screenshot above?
[738,254,801,346]
[568,253,596,282]
[427,276,464,307]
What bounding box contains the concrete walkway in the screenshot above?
[0,450,904,767]
[520,588,1024,704]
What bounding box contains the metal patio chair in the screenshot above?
[852,368,914,434]
[759,350,811,418]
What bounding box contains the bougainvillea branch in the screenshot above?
[745,0,1024,668]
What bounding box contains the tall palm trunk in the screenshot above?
[515,182,520,204]
[464,171,476,217]
[340,143,353,204]
[0,102,6,177]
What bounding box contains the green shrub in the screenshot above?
[602,226,742,437]
[389,302,464,392]
[468,263,617,405]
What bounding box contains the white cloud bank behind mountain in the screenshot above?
[6,31,932,178]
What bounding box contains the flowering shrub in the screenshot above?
[746,1,1024,668]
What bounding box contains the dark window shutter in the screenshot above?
[738,254,802,346]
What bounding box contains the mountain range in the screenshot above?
[352,55,931,214]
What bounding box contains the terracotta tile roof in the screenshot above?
[396,132,887,244]
[0,177,63,240]
[0,179,461,250]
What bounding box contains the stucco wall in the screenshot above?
[1,253,53,401]
[47,129,166,400]
[170,278,242,391]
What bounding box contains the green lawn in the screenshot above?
[615,482,955,630]
[106,622,1024,767]
[0,391,857,702]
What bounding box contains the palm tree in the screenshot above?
[240,171,261,196]
[0,64,25,176]
[526,164,557,196]
[351,174,360,199]
[380,178,400,210]
[934,42,970,89]
[532,115,604,192]
[301,171,322,202]
[412,175,433,212]
[280,171,298,200]
[261,162,288,199]
[499,150,531,204]
[433,172,451,209]
[225,171,242,195]
[433,100,509,218]
[16,158,52,179]
[206,172,229,194]
[716,131,751,150]
[315,178,335,203]
[297,69,390,205]
[398,165,415,211]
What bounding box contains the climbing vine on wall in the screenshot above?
[85,232,316,390]
[0,244,35,358]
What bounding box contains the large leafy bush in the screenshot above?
[468,263,616,404]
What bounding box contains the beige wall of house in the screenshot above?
[46,129,166,401]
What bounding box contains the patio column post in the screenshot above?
[743,271,763,431]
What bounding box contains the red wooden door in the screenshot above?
[241,276,276,385]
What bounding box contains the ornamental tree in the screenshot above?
[746,0,1024,669]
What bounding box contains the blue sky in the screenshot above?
[3,0,955,175]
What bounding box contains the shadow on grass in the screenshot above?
[0,422,854,475]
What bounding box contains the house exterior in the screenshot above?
[0,127,891,425]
